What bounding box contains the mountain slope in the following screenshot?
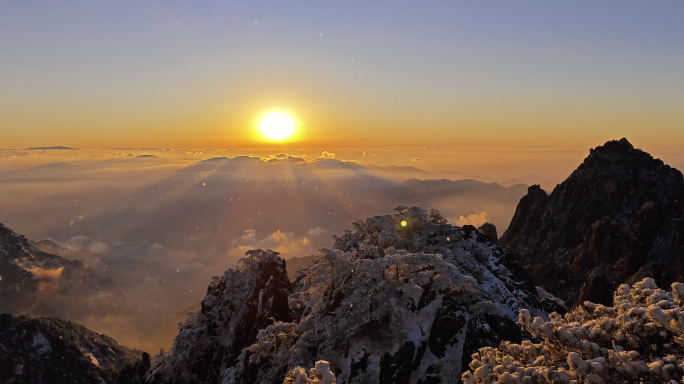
[150,207,552,384]
[0,222,139,326]
[0,313,149,384]
[500,138,684,307]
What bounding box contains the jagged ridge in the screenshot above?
[500,138,684,307]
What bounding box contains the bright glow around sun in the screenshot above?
[258,112,297,141]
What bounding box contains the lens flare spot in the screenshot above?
[401,220,407,227]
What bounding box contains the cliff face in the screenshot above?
[146,250,292,384]
[0,313,148,384]
[500,138,684,307]
[152,207,551,384]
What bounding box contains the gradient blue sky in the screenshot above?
[1,1,683,149]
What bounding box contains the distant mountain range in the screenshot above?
[24,146,79,150]
[499,174,557,189]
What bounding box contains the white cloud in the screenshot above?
[456,211,489,227]
[306,227,327,236]
[70,215,85,226]
[63,235,108,254]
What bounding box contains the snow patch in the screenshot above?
[31,333,52,357]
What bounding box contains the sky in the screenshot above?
[1,1,684,152]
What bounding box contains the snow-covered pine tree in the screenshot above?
[462,278,684,384]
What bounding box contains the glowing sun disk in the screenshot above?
[258,112,296,141]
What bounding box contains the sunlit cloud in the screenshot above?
[20,265,64,279]
[456,211,489,227]
[229,229,312,258]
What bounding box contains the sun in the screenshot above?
[257,111,297,141]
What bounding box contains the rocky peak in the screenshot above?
[477,223,498,242]
[500,139,684,307]
[498,185,548,250]
[153,207,550,384]
[147,250,292,384]
[589,137,634,156]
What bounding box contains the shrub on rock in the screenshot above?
[462,278,684,384]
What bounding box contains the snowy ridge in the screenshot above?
[151,207,549,384]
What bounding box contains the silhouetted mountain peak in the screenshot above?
[579,138,680,180]
[591,137,634,154]
[501,139,684,307]
[585,138,641,166]
[526,184,546,195]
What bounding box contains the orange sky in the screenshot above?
[1,2,683,154]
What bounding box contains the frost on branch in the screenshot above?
[462,278,684,384]
[283,361,336,384]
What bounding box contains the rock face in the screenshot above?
[152,207,550,384]
[147,250,292,384]
[477,223,498,242]
[0,313,148,384]
[0,222,129,320]
[500,138,684,307]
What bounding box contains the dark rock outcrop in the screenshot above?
[427,296,467,359]
[0,313,147,384]
[460,314,521,374]
[379,341,417,384]
[478,223,498,242]
[500,138,684,306]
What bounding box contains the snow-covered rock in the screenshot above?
[152,207,549,384]
[283,361,337,384]
[146,249,292,383]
